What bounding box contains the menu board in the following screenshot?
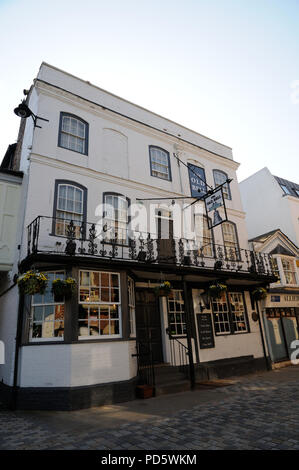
[197,313,215,349]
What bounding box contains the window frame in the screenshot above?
[78,270,122,340]
[58,112,89,156]
[29,271,65,342]
[281,257,297,285]
[280,184,291,195]
[167,289,187,337]
[213,169,231,200]
[221,220,241,261]
[128,276,136,338]
[211,290,250,336]
[194,213,215,258]
[102,192,131,245]
[149,146,172,182]
[51,180,88,238]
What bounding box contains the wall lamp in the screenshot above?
[199,290,210,312]
[14,100,49,128]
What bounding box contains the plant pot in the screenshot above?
[136,384,154,399]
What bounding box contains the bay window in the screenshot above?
[30,271,65,341]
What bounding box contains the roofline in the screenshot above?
[38,62,233,152]
[249,228,299,250]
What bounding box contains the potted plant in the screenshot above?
[17,271,48,295]
[208,282,227,299]
[154,281,172,297]
[52,277,77,302]
[252,287,267,301]
[136,384,154,399]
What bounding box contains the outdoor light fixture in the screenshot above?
[200,290,210,311]
[14,100,49,128]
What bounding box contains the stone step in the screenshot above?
[155,379,191,396]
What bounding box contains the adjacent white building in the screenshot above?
[240,167,299,246]
[240,168,299,365]
[0,63,275,410]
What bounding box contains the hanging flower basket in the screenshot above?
[17,271,48,295]
[208,282,227,299]
[252,287,267,301]
[154,281,172,297]
[52,278,76,302]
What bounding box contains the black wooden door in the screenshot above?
[135,290,163,365]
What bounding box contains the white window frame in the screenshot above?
[103,194,129,244]
[78,270,122,340]
[212,294,231,335]
[128,277,136,337]
[228,292,248,333]
[167,290,186,336]
[213,170,231,199]
[149,147,171,181]
[59,113,88,155]
[30,271,65,342]
[281,257,297,285]
[55,184,84,238]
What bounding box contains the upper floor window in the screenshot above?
[280,184,291,195]
[149,146,171,181]
[281,258,297,284]
[213,170,231,199]
[58,113,88,155]
[53,180,87,238]
[194,214,214,257]
[103,193,129,244]
[272,257,281,283]
[222,221,240,260]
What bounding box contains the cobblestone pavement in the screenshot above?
[1,366,299,450]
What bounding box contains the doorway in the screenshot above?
[135,289,163,365]
[156,209,175,263]
[265,308,299,362]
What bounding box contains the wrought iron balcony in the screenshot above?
[26,216,275,277]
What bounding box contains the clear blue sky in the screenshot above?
[0,0,298,182]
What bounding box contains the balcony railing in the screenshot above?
[26,216,275,276]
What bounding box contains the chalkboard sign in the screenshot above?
[197,313,215,349]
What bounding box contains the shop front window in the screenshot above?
[30,271,65,341]
[78,271,121,338]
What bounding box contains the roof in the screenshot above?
[37,62,235,162]
[1,143,17,170]
[249,228,299,251]
[274,175,299,199]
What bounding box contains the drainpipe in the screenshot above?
[183,278,195,389]
[256,300,271,371]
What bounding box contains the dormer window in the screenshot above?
[58,113,88,155]
[281,258,297,284]
[280,184,291,195]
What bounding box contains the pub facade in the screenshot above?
[0,63,275,410]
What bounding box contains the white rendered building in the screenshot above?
[0,64,275,410]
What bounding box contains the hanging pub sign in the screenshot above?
[188,163,207,198]
[204,186,228,229]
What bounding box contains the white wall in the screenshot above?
[192,289,265,361]
[19,341,137,387]
[0,174,22,271]
[240,167,299,246]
